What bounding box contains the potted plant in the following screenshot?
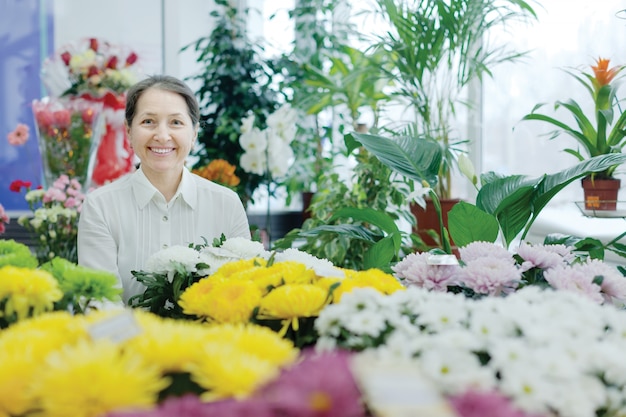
[368,0,537,243]
[521,57,626,210]
[182,0,284,206]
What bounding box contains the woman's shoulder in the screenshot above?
[85,172,135,199]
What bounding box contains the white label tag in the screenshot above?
[350,354,458,417]
[88,310,142,343]
[427,254,459,265]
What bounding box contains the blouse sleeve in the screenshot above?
[77,194,123,295]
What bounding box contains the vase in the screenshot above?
[32,97,105,190]
[80,92,135,186]
[581,178,621,211]
[410,198,461,249]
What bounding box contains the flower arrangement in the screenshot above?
[392,240,626,306]
[12,175,86,263]
[129,237,403,347]
[191,159,241,189]
[0,239,120,328]
[315,285,626,417]
[0,310,298,417]
[32,97,104,188]
[41,37,140,98]
[521,58,626,179]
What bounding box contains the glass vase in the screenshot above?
[32,97,104,190]
[80,91,135,186]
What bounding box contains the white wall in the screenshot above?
[52,0,220,82]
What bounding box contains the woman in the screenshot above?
[78,75,250,305]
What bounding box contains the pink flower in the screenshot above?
[457,257,521,296]
[43,187,67,203]
[393,252,461,291]
[459,241,515,264]
[7,123,29,146]
[578,259,626,304]
[449,390,547,417]
[256,349,366,417]
[516,242,575,272]
[544,264,604,304]
[52,109,71,128]
[0,203,9,234]
[34,108,55,129]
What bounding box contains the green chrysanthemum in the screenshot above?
[0,239,38,269]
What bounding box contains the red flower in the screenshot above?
[60,51,71,66]
[591,57,621,86]
[125,52,138,66]
[81,108,96,124]
[87,65,99,77]
[106,56,118,70]
[34,108,55,129]
[89,38,99,52]
[52,109,71,128]
[10,180,32,193]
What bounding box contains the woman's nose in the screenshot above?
[154,122,171,140]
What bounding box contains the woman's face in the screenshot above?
[127,87,197,177]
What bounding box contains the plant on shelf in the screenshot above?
[521,57,626,210]
[182,0,286,206]
[349,131,626,252]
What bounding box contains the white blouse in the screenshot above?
[77,167,251,304]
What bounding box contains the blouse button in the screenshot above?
[162,215,168,222]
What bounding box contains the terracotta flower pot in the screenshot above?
[581,178,621,210]
[410,198,461,248]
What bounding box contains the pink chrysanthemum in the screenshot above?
[459,241,515,264]
[257,349,366,417]
[543,264,604,304]
[577,259,626,304]
[516,242,575,272]
[0,204,9,234]
[457,257,521,296]
[449,390,547,417]
[392,252,460,291]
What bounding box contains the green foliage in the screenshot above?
[370,0,537,198]
[273,152,415,271]
[182,0,284,204]
[348,129,626,250]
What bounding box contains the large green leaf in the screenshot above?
[363,236,397,270]
[346,132,442,186]
[447,202,500,247]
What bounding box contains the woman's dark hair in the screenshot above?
[125,75,200,127]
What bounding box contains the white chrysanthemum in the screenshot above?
[221,237,269,259]
[273,248,343,277]
[419,347,496,394]
[343,309,388,337]
[144,245,204,274]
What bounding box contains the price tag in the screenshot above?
[88,309,142,343]
[427,254,459,265]
[350,354,458,417]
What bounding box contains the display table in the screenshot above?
[526,202,626,265]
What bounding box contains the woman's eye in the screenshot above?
[171,119,183,125]
[141,119,154,125]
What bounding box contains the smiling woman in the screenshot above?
[77,75,251,305]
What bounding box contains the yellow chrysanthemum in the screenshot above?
[0,350,39,416]
[333,268,405,302]
[268,261,317,285]
[180,279,262,323]
[201,323,299,366]
[124,315,214,373]
[31,339,168,417]
[190,343,280,401]
[0,266,63,322]
[0,312,89,416]
[214,257,267,277]
[258,284,329,336]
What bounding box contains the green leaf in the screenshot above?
[447,202,499,247]
[363,236,397,270]
[346,132,442,186]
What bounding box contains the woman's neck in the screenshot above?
[142,167,183,202]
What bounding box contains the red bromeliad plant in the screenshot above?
[522,57,626,179]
